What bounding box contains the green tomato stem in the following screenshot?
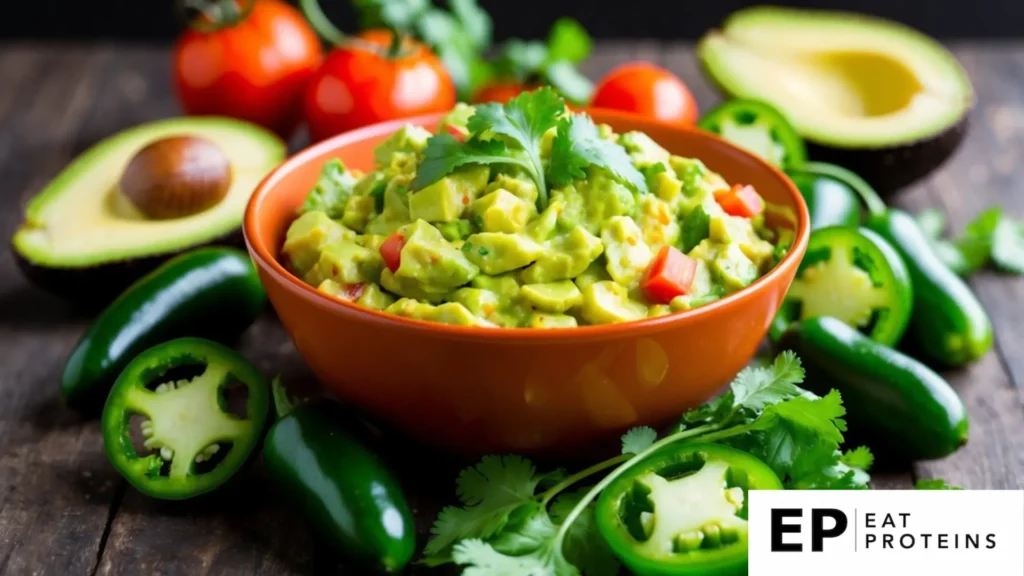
[271,376,296,420]
[552,422,724,546]
[299,0,346,47]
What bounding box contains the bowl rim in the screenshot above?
[244,108,810,343]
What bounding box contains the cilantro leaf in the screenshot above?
[731,350,806,412]
[425,455,546,558]
[300,159,358,218]
[547,18,592,64]
[919,206,1024,276]
[915,478,963,490]
[621,426,657,455]
[991,216,1024,273]
[448,0,492,50]
[544,60,594,105]
[487,502,557,556]
[412,134,522,191]
[840,446,875,471]
[550,489,620,576]
[452,538,577,576]
[548,114,648,194]
[467,88,563,206]
[680,205,711,253]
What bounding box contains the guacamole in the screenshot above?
[282,102,782,328]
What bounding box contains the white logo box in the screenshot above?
[748,490,1024,576]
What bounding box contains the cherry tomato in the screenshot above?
[590,62,699,125]
[172,0,322,138]
[303,30,456,142]
[472,82,540,105]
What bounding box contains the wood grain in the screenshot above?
[0,42,1020,575]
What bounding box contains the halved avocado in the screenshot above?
[698,6,973,194]
[12,117,285,305]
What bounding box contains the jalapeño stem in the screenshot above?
[271,376,296,420]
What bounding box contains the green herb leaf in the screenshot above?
[352,0,429,31]
[915,478,963,490]
[550,489,620,576]
[448,0,492,50]
[840,446,875,470]
[547,18,592,64]
[548,114,648,194]
[487,502,557,556]
[680,206,710,253]
[916,208,947,239]
[991,216,1024,273]
[452,538,578,576]
[731,350,806,412]
[543,60,594,105]
[412,134,516,191]
[498,40,549,80]
[425,455,547,558]
[300,159,359,218]
[620,426,657,455]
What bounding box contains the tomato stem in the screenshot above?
[178,0,255,33]
[386,28,404,59]
[298,0,346,46]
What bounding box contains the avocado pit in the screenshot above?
[120,136,232,220]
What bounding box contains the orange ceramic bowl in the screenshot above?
[244,110,809,455]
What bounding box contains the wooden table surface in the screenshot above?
[0,41,1022,575]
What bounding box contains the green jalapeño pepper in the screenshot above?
[63,248,266,410]
[101,338,270,500]
[777,226,913,347]
[833,168,993,365]
[698,99,807,170]
[263,380,415,573]
[780,317,968,460]
[596,443,782,576]
[785,162,862,230]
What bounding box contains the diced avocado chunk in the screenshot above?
[316,279,360,301]
[437,219,475,242]
[365,176,412,235]
[669,156,728,198]
[712,243,759,290]
[601,216,654,289]
[305,240,382,286]
[393,220,478,293]
[528,313,578,328]
[356,283,395,310]
[527,198,565,242]
[573,258,612,291]
[385,298,491,327]
[556,169,636,235]
[463,233,544,275]
[652,169,684,204]
[648,304,673,318]
[471,189,536,233]
[486,172,539,206]
[438,103,474,137]
[470,274,521,300]
[300,159,360,218]
[619,131,670,166]
[579,281,649,325]
[409,165,490,223]
[374,125,431,168]
[341,195,376,232]
[380,268,444,303]
[522,227,604,284]
[282,211,355,276]
[521,280,582,313]
[452,287,501,318]
[637,195,680,250]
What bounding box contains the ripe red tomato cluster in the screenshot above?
[172,0,456,142]
[172,1,699,142]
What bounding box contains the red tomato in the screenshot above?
[590,62,698,125]
[171,0,322,138]
[714,184,765,218]
[380,232,406,272]
[642,246,697,304]
[472,82,539,105]
[303,30,456,142]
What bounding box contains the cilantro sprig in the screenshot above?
[426,351,873,575]
[413,88,648,210]
[918,206,1024,276]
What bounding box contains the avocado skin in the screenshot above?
[12,228,244,309]
[807,115,969,196]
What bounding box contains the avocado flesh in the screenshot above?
[699,7,972,193]
[11,117,285,302]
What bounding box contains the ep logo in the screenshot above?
[770,508,848,552]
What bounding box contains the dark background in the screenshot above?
[3,0,1024,41]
